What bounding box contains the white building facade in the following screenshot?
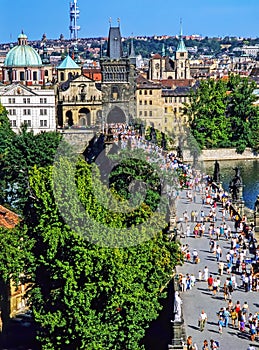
[0,83,56,134]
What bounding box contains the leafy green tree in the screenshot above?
[185,79,230,148]
[0,125,62,212]
[0,225,32,342]
[185,75,259,152]
[25,158,182,350]
[227,74,259,153]
[0,106,15,206]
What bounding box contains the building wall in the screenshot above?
[0,84,56,133]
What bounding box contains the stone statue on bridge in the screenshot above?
[173,291,182,322]
[229,166,243,202]
[213,160,220,184]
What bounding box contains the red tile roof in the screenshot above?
[0,205,20,229]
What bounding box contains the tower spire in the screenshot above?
[129,33,135,57]
[176,18,187,53]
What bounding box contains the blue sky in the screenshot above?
[1,0,258,43]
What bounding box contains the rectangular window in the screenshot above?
[164,107,168,113]
[165,117,168,123]
[144,100,147,105]
[149,111,152,116]
[24,120,31,127]
[144,90,147,95]
[40,109,47,115]
[139,90,142,95]
[11,120,17,127]
[139,100,142,105]
[20,72,25,81]
[40,98,47,104]
[139,111,142,117]
[40,120,48,127]
[149,90,152,95]
[149,100,152,105]
[8,109,16,115]
[165,97,168,103]
[23,109,31,115]
[144,111,147,116]
[23,98,30,104]
[8,98,15,104]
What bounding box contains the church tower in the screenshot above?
[175,21,191,79]
[100,20,136,127]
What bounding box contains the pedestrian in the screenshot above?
[198,270,203,281]
[203,266,209,282]
[207,274,213,291]
[210,339,220,349]
[216,245,222,262]
[218,261,224,276]
[198,309,208,332]
[212,278,218,296]
[230,308,238,328]
[223,307,230,327]
[202,339,209,350]
[218,316,224,334]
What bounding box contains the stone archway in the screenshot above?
[79,108,91,126]
[66,110,73,126]
[107,107,126,124]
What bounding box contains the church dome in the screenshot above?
[4,32,42,67]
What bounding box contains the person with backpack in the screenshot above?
[210,339,220,349]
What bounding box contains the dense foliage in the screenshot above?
[0,122,62,213]
[0,103,180,349]
[25,157,181,349]
[185,75,259,153]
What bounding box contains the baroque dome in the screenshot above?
[4,33,42,67]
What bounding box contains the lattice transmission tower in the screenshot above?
[69,0,80,40]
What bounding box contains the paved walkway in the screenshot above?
[175,187,259,350]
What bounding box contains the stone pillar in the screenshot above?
[170,277,186,349]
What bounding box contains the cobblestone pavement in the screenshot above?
[175,188,259,350]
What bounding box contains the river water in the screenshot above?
[203,159,259,210]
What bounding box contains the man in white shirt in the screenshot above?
[199,309,207,331]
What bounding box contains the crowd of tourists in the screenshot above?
[175,170,259,349]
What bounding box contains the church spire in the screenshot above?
[162,43,165,57]
[176,18,187,53]
[129,34,135,57]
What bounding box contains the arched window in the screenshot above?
[111,86,119,100]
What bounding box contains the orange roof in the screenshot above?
[152,53,162,59]
[0,205,20,229]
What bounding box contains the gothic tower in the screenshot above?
[100,20,136,128]
[175,21,191,79]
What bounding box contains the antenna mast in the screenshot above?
[69,0,80,40]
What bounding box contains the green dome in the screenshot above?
[4,45,42,67]
[4,33,42,67]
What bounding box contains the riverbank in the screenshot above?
[183,147,258,162]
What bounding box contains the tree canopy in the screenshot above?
[185,75,259,152]
[25,157,181,349]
